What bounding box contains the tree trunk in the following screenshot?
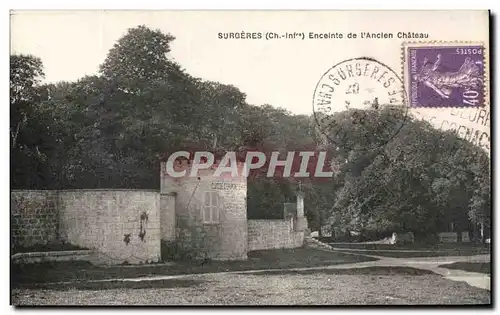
[480,222,484,243]
[318,214,323,238]
[11,121,22,150]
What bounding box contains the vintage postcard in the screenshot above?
[10,10,491,306]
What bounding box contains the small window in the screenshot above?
[202,191,219,223]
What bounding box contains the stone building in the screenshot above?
[11,159,308,264]
[160,159,249,260]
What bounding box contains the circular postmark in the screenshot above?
[313,57,408,151]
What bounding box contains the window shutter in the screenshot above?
[214,201,219,223]
[204,192,211,206]
[202,191,220,223]
[204,205,211,222]
[212,192,219,222]
[211,192,218,206]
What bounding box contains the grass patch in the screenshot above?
[12,247,377,287]
[329,242,490,251]
[330,243,490,258]
[334,250,490,258]
[241,266,436,276]
[336,250,490,258]
[439,262,491,275]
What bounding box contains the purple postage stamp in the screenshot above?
[404,43,486,108]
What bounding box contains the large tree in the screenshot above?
[10,54,52,188]
[326,107,490,239]
[26,26,255,189]
[99,25,176,83]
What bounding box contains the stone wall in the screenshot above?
[160,193,176,242]
[58,190,161,264]
[12,161,307,263]
[11,190,59,249]
[247,219,304,251]
[11,189,162,265]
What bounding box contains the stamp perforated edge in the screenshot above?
[401,41,489,109]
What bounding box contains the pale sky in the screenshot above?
[10,10,490,129]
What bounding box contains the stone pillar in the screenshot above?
[297,192,304,217]
[295,191,308,232]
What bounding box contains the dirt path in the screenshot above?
[323,245,490,290]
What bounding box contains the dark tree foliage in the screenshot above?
[10,26,490,233]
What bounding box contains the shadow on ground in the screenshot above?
[12,247,377,286]
[328,243,490,258]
